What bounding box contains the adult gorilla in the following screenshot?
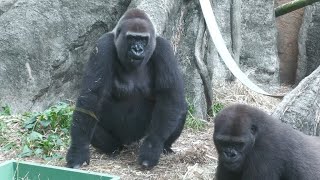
[214,104,320,180]
[66,8,187,169]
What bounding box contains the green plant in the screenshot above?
[185,102,206,131]
[212,102,224,116]
[0,105,11,116]
[20,102,74,160]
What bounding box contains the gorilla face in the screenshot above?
[214,108,257,172]
[214,131,256,171]
[114,18,156,70]
[127,33,149,60]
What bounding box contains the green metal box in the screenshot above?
[0,160,120,180]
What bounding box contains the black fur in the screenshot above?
[66,8,187,169]
[213,104,320,180]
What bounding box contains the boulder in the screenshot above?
[296,2,320,83]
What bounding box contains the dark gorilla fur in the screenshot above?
[66,8,187,169]
[213,104,320,180]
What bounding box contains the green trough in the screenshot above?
[0,160,120,180]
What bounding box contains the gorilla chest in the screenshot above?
[111,68,153,99]
[101,85,155,142]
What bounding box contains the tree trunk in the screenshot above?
[228,0,242,81]
[273,66,320,135]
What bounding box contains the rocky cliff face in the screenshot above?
[0,0,279,119]
[0,0,130,112]
[296,3,320,84]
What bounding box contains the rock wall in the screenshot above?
[0,0,279,119]
[0,0,130,112]
[240,0,279,87]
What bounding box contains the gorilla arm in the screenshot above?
[66,33,115,168]
[138,37,187,168]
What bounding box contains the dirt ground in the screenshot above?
[0,81,284,179]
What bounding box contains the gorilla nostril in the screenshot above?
[230,152,236,158]
[131,44,144,55]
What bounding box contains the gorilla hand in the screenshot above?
[66,143,90,168]
[138,136,163,169]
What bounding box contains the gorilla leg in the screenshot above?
[138,106,186,169]
[163,112,186,154]
[91,124,123,154]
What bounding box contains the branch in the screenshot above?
[275,0,320,17]
[194,17,213,118]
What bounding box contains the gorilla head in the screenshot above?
[213,104,320,180]
[114,9,156,70]
[213,104,258,172]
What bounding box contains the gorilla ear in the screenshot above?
[251,125,257,135]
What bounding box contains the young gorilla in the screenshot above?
[213,104,320,180]
[66,8,187,169]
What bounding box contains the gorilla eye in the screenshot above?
[251,125,257,134]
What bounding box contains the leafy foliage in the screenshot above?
[19,102,74,160]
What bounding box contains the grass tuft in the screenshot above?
[185,102,207,131]
[211,102,224,117]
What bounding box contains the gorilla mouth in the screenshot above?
[130,57,144,64]
[130,58,142,62]
[222,160,241,171]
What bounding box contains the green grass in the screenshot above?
[185,103,207,131]
[0,104,11,116]
[185,101,225,131]
[212,102,224,116]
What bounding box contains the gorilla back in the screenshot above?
[66,8,187,169]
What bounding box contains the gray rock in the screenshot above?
[0,0,130,113]
[296,2,320,83]
[240,0,279,88]
[273,66,320,136]
[0,0,16,15]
